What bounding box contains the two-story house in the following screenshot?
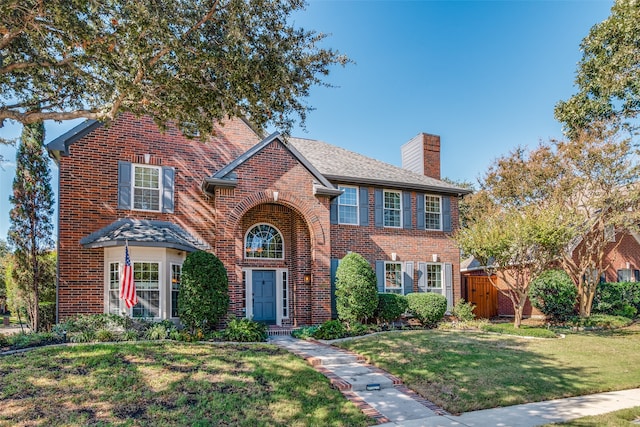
[47,114,470,327]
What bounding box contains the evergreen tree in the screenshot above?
[8,122,54,332]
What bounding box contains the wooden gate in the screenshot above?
[465,276,498,319]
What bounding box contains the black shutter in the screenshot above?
[442,196,452,232]
[403,191,412,229]
[359,187,369,226]
[374,188,383,227]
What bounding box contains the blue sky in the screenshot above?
[0,0,614,243]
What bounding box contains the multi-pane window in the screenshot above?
[426,264,442,292]
[383,190,402,227]
[618,269,633,282]
[425,195,442,230]
[385,262,403,294]
[108,262,120,315]
[133,165,161,211]
[282,271,288,318]
[132,262,160,318]
[171,264,182,318]
[245,224,284,259]
[338,186,358,225]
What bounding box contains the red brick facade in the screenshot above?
[51,113,465,326]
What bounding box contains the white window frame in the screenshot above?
[132,164,163,212]
[243,268,289,326]
[131,261,162,319]
[618,269,633,282]
[108,262,121,315]
[384,262,403,294]
[424,195,443,231]
[170,263,182,318]
[337,185,359,225]
[244,223,285,260]
[383,189,402,228]
[425,263,443,293]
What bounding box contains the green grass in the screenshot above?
[336,324,640,414]
[543,406,640,426]
[481,322,558,338]
[0,341,371,426]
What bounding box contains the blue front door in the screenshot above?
[253,270,276,324]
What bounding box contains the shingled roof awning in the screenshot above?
[79,219,210,252]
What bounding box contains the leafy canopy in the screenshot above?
[0,0,348,135]
[555,0,640,137]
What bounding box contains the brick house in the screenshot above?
[47,113,470,326]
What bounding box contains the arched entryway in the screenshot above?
[240,203,312,326]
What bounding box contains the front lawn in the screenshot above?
[336,324,640,414]
[0,341,371,426]
[543,406,640,426]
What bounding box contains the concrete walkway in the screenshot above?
[270,335,640,426]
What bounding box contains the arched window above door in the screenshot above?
[245,224,284,259]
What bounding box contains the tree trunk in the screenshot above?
[513,298,526,328]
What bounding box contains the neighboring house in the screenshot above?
[460,229,640,319]
[47,113,470,326]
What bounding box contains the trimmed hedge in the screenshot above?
[375,293,408,324]
[178,251,229,333]
[406,293,447,327]
[335,252,379,324]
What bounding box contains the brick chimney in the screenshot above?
[401,133,440,179]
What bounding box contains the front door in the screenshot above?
[252,270,276,324]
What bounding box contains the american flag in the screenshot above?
[120,240,137,309]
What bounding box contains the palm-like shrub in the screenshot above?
[178,251,229,333]
[335,252,378,324]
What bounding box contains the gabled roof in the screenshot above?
[202,132,341,197]
[79,218,210,252]
[288,137,471,195]
[47,120,103,161]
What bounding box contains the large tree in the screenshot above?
[0,0,348,135]
[555,0,640,138]
[456,203,571,328]
[470,130,640,318]
[7,122,54,332]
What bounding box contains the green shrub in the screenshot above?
[348,321,375,337]
[335,252,379,324]
[451,299,476,322]
[95,328,117,342]
[178,251,229,333]
[313,320,347,340]
[529,270,577,323]
[406,293,447,327]
[291,325,319,340]
[222,317,267,342]
[568,314,633,329]
[593,282,640,318]
[145,323,170,340]
[375,293,408,324]
[5,332,62,349]
[39,301,56,332]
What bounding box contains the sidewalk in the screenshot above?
[270,335,640,426]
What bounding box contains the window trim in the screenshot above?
[383,189,402,228]
[424,194,443,231]
[108,262,121,315]
[337,185,359,225]
[384,261,403,294]
[132,163,163,212]
[170,263,182,319]
[131,261,162,319]
[425,262,443,292]
[244,223,285,260]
